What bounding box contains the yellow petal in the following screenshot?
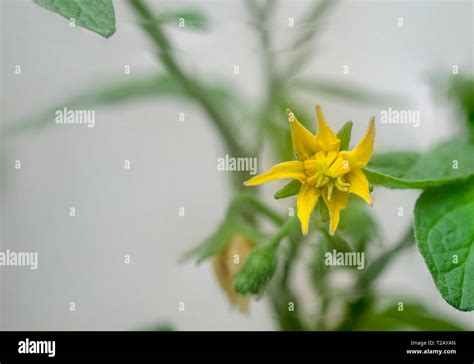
[286,108,317,160]
[244,161,306,186]
[322,188,348,235]
[339,117,375,169]
[315,105,341,152]
[297,183,321,235]
[346,169,372,205]
[327,156,350,178]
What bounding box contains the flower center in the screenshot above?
[303,151,350,199]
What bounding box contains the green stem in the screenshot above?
[280,224,302,286]
[269,215,296,241]
[268,217,306,330]
[129,0,246,164]
[316,295,330,330]
[228,192,285,226]
[335,227,415,331]
[256,5,281,151]
[356,227,415,292]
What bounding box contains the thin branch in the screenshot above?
[129,0,245,159]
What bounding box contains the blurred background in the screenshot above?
[1,0,473,330]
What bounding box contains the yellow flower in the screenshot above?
[212,234,255,312]
[244,105,375,236]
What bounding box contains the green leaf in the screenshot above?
[274,180,301,199]
[336,121,353,151]
[364,140,474,189]
[4,74,183,135]
[34,0,116,38]
[234,241,279,295]
[358,301,466,331]
[414,179,474,311]
[160,9,209,30]
[4,74,236,135]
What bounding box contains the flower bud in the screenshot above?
[212,234,255,312]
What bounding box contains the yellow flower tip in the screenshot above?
[367,193,374,207]
[286,108,296,122]
[243,179,255,187]
[367,116,376,135]
[301,226,309,236]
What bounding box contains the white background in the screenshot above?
[1,0,473,330]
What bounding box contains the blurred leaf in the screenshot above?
[292,78,402,106]
[448,76,474,140]
[365,140,474,189]
[234,240,279,295]
[336,121,353,151]
[338,197,379,248]
[328,233,353,254]
[233,219,268,244]
[5,74,236,135]
[414,179,474,311]
[183,194,279,264]
[357,228,413,291]
[182,217,238,264]
[358,301,467,331]
[336,296,374,330]
[144,323,175,331]
[181,216,267,264]
[310,235,330,290]
[269,289,306,331]
[34,0,116,38]
[290,0,334,51]
[432,74,474,141]
[274,180,301,199]
[160,8,209,30]
[228,192,285,226]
